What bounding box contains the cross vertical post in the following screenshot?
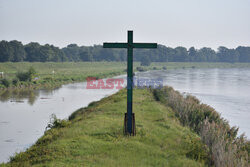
[103,31,157,135]
[127,31,133,134]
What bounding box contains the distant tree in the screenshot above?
[217,46,239,63]
[79,51,93,61]
[25,42,41,62]
[217,46,228,62]
[99,48,114,61]
[155,45,167,62]
[62,44,80,61]
[50,45,66,62]
[174,47,188,62]
[198,47,217,62]
[141,55,151,66]
[1,40,250,63]
[165,47,175,62]
[0,40,26,62]
[188,47,197,62]
[236,46,250,62]
[9,40,26,62]
[60,51,68,62]
[118,49,126,61]
[134,49,149,62]
[39,44,54,62]
[228,49,239,63]
[0,40,14,62]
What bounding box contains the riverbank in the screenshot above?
[0,62,127,93]
[1,88,209,166]
[1,87,249,166]
[1,62,250,93]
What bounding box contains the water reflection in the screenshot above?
[0,88,59,105]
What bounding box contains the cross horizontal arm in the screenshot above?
[133,43,157,49]
[103,43,128,48]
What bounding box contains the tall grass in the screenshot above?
[153,86,249,167]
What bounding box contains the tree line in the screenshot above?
[0,40,250,63]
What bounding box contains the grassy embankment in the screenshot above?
[1,88,210,167]
[2,86,249,166]
[1,62,250,92]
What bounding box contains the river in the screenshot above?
[0,68,250,163]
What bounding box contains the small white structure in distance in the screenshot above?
[0,72,4,78]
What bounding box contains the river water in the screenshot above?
[0,68,250,163]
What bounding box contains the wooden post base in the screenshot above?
[124,113,136,136]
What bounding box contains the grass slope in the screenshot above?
[2,88,208,167]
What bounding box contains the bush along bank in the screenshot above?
[152,86,249,167]
[0,68,125,93]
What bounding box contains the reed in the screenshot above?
[153,86,249,166]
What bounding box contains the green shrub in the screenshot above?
[16,72,29,81]
[183,135,209,163]
[46,114,70,130]
[43,77,53,82]
[12,78,20,86]
[136,66,146,72]
[16,67,37,82]
[1,78,10,87]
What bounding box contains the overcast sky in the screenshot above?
[0,0,249,50]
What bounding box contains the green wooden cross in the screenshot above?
[103,30,157,135]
